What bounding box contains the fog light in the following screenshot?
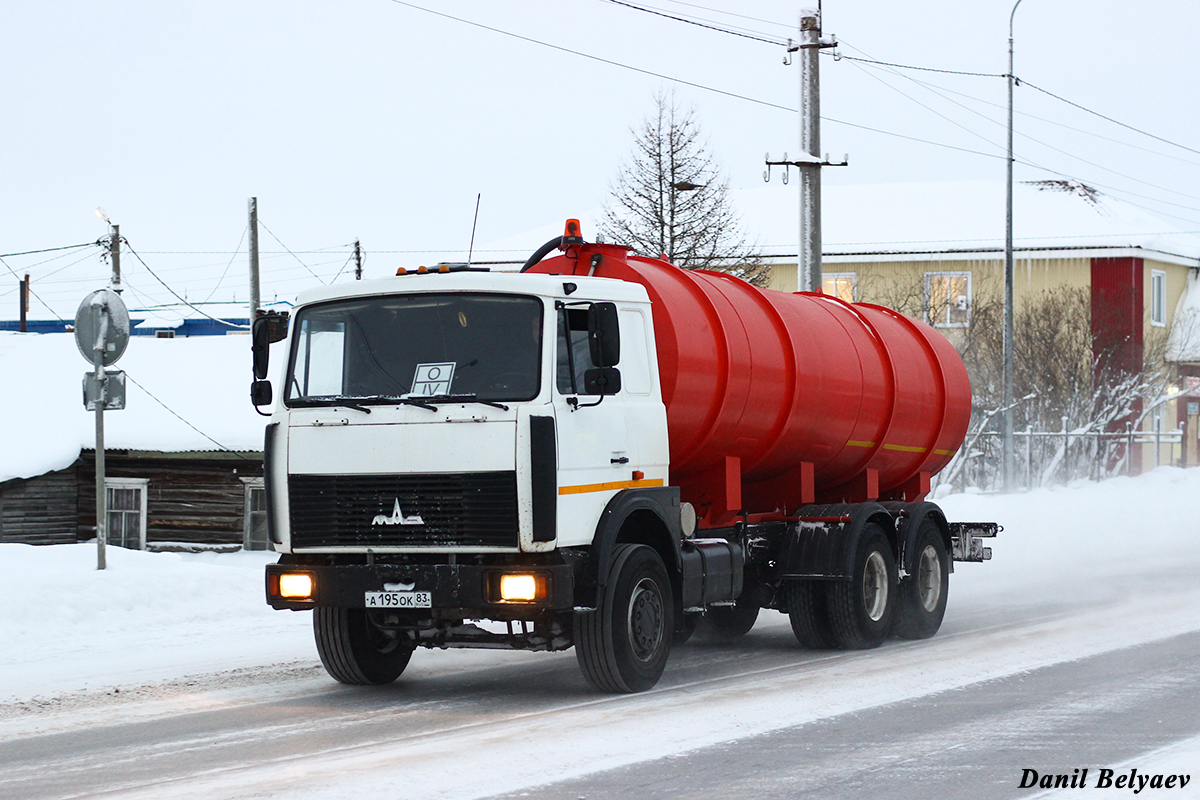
[499,574,539,602]
[279,573,314,599]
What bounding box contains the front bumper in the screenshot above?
[265,561,575,614]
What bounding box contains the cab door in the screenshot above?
[552,304,630,548]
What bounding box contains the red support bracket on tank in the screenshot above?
[742,461,815,515]
[691,456,742,528]
[844,468,879,502]
[888,470,931,503]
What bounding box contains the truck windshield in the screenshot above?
[285,293,543,405]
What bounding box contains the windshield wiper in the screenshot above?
[422,394,510,411]
[289,395,436,412]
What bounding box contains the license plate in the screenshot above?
[364,591,431,609]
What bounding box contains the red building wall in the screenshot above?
[1090,257,1144,471]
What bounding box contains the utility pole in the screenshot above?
[249,197,261,319]
[798,12,823,294]
[1003,0,1025,491]
[19,274,28,332]
[109,224,122,294]
[765,11,843,293]
[354,239,363,280]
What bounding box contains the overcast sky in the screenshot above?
[3,0,1198,319]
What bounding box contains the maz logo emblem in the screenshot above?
[372,498,425,526]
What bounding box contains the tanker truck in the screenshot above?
[253,220,997,693]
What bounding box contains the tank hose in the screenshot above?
[519,236,565,273]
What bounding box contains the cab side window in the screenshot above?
[556,308,598,395]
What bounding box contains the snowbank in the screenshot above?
[0,543,312,702]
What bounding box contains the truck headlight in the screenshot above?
[278,573,315,599]
[496,573,547,603]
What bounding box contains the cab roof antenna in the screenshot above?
[466,193,481,269]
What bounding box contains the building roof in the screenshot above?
[740,180,1200,263]
[0,332,282,483]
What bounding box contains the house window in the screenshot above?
[105,478,148,550]
[925,272,972,327]
[1151,269,1166,327]
[243,479,269,550]
[155,330,176,339]
[822,272,857,302]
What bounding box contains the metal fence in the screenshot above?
[941,422,1186,493]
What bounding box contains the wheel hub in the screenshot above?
[628,577,664,661]
[862,551,888,622]
[917,544,942,612]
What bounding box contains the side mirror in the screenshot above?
[251,311,288,380]
[251,380,273,407]
[583,367,621,396]
[587,302,620,367]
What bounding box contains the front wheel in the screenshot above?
[313,607,415,685]
[894,520,949,640]
[575,544,674,693]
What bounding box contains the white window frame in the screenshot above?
[242,478,269,550]
[822,272,857,303]
[924,271,972,328]
[105,477,149,550]
[1150,269,1166,327]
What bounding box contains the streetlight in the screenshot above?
[1002,0,1026,491]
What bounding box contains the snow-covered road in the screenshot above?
[2,468,1198,799]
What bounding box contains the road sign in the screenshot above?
[74,289,130,366]
[83,370,126,410]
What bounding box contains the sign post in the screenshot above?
[75,289,129,570]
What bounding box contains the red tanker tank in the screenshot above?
[530,242,972,525]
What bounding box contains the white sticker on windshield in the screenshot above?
[407,362,455,397]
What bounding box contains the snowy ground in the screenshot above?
[2,467,1199,798]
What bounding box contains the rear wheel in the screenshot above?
[784,580,838,649]
[313,607,415,685]
[576,544,674,693]
[826,525,897,649]
[894,520,949,640]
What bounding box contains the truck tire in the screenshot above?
[784,580,838,649]
[313,607,415,685]
[894,520,949,640]
[698,599,759,640]
[575,544,674,693]
[826,525,897,649]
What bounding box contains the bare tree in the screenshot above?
[599,90,767,285]
[935,285,1172,489]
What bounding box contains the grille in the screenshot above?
[289,472,519,548]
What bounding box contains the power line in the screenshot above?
[123,243,251,330]
[201,224,248,304]
[122,371,253,459]
[385,0,1022,165]
[851,61,1200,170]
[830,52,1005,79]
[843,52,1200,207]
[0,242,95,258]
[598,0,787,46]
[1020,79,1200,158]
[0,255,70,323]
[656,0,793,31]
[256,219,326,283]
[384,0,796,113]
[845,59,1007,155]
